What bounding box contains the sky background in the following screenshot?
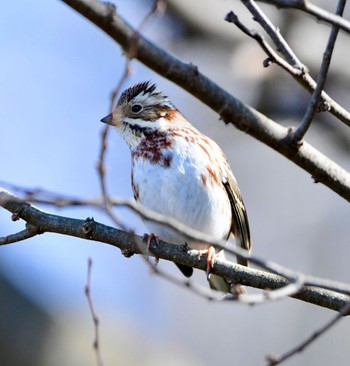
[1,1,350,365]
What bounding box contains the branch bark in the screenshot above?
[255,1,350,34]
[1,189,350,312]
[60,0,350,202]
[233,1,350,130]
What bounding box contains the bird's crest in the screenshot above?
[118,81,161,105]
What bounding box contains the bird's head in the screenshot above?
[101,81,178,134]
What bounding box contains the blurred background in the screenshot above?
[1,0,350,365]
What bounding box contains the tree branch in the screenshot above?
[225,11,302,74]
[60,0,350,202]
[292,0,346,142]
[267,300,350,365]
[241,0,303,67]
[0,225,42,245]
[97,0,165,231]
[0,184,338,288]
[85,258,104,366]
[226,5,350,129]
[255,0,350,35]
[1,188,350,312]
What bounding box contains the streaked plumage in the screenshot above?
[101,81,251,292]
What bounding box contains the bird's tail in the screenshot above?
[208,250,246,295]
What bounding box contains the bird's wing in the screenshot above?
[223,171,251,267]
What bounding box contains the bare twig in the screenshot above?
[291,0,346,143]
[1,187,350,311]
[97,0,166,229]
[61,0,350,202]
[133,230,307,304]
[133,233,229,301]
[3,183,350,299]
[234,273,305,304]
[108,0,166,109]
[2,183,350,296]
[267,300,350,365]
[225,11,301,75]
[255,0,350,34]
[85,258,104,366]
[225,9,350,129]
[241,0,302,67]
[0,184,305,284]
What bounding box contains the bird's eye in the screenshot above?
[131,104,142,113]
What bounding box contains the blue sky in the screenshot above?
[1,6,213,357]
[0,0,167,320]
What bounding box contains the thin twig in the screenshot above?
[225,9,350,129]
[134,232,306,304]
[0,184,294,281]
[85,258,104,366]
[291,0,346,143]
[3,183,350,298]
[255,0,350,34]
[132,232,229,301]
[1,183,349,294]
[235,273,305,304]
[225,11,301,75]
[241,0,302,67]
[109,0,166,109]
[97,0,166,229]
[266,300,350,365]
[1,187,350,311]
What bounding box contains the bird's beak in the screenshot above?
[100,113,114,125]
[101,109,122,127]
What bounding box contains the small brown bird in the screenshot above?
[101,82,251,292]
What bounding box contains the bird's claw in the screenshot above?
[143,233,160,258]
[197,246,216,279]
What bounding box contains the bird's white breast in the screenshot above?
[131,132,231,248]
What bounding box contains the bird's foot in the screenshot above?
[180,241,191,252]
[197,245,216,279]
[142,233,160,258]
[229,283,247,298]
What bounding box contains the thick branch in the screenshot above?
[1,190,350,312]
[60,0,350,201]
[0,224,42,244]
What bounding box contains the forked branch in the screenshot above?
[61,0,350,201]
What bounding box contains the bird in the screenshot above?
[101,81,251,293]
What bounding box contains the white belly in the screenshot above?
[132,142,231,248]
